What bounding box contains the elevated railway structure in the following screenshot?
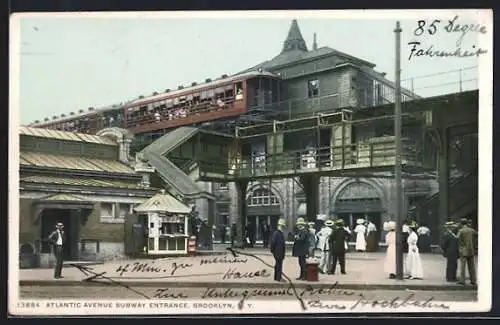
[139,90,478,245]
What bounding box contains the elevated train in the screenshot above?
[28,71,282,140]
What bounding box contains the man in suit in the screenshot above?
[328,219,350,275]
[457,218,477,285]
[292,218,309,280]
[440,221,460,282]
[316,219,333,274]
[270,218,287,282]
[48,222,66,279]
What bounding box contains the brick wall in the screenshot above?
[80,204,124,242]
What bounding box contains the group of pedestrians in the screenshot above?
[269,215,477,285]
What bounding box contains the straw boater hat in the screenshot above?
[356,218,365,225]
[308,222,315,227]
[324,219,334,227]
[408,220,419,230]
[296,217,306,225]
[278,218,286,226]
[335,219,345,226]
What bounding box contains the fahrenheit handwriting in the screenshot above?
[408,41,487,61]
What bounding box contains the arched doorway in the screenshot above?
[246,187,281,242]
[331,181,384,241]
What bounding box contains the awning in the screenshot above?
[32,194,94,223]
[134,192,191,214]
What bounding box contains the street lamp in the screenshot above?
[394,21,404,280]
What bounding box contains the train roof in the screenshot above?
[127,70,280,107]
[27,102,128,127]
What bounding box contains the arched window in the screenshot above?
[247,188,279,206]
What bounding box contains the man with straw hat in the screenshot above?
[316,219,334,274]
[440,221,459,282]
[328,219,350,275]
[48,222,66,279]
[292,217,309,280]
[270,218,287,282]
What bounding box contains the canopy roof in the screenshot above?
[134,192,191,214]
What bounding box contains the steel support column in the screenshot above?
[438,128,449,224]
[300,175,320,223]
[234,180,248,248]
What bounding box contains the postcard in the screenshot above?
[9,9,492,316]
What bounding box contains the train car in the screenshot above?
[28,104,125,134]
[124,70,282,135]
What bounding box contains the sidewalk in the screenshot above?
[19,251,477,291]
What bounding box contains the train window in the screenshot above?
[235,82,244,100]
[207,90,215,98]
[173,98,179,105]
[166,99,173,108]
[215,87,224,94]
[187,94,193,101]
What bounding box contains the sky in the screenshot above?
[12,10,488,125]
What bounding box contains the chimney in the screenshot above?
[313,33,318,51]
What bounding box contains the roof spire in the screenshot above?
[313,33,318,50]
[281,19,308,53]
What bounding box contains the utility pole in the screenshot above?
[394,21,404,280]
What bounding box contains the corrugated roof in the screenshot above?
[20,151,135,174]
[21,175,146,189]
[134,192,191,214]
[19,126,117,145]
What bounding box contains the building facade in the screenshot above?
[19,127,157,267]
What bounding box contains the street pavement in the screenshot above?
[19,250,478,292]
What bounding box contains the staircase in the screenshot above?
[408,167,477,244]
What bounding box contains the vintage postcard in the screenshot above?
[9,9,492,316]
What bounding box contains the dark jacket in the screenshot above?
[329,227,349,254]
[270,230,286,260]
[48,230,66,246]
[292,228,309,257]
[440,229,459,259]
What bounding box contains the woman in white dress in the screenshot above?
[383,221,396,279]
[404,222,424,279]
[354,219,367,252]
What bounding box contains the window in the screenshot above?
[307,79,319,98]
[100,203,114,219]
[247,188,280,206]
[118,203,131,219]
[219,183,228,190]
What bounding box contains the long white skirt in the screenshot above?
[355,233,366,251]
[405,246,424,278]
